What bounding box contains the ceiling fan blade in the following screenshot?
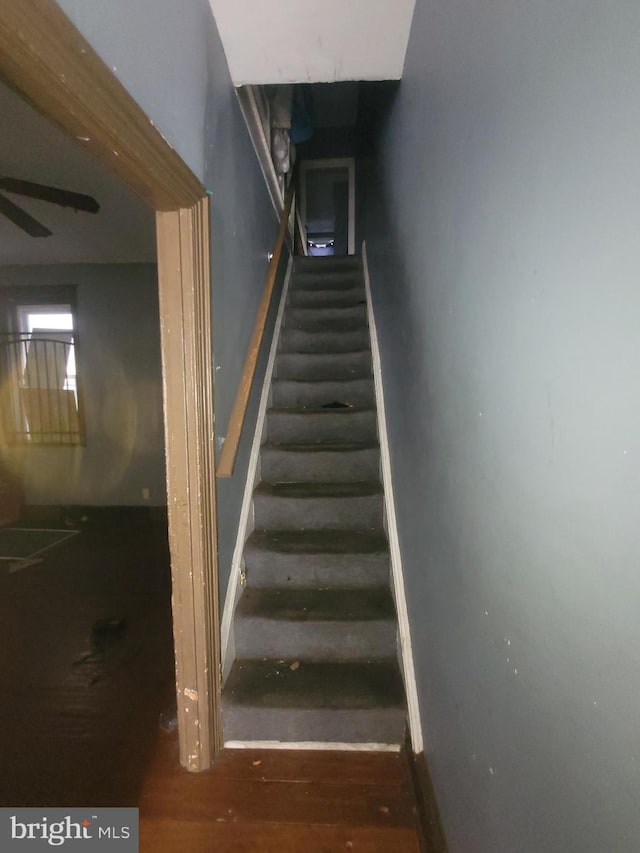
[0,192,52,237]
[0,177,100,214]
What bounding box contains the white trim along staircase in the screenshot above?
[222,254,409,748]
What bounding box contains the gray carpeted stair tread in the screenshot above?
[288,292,366,310]
[243,528,391,589]
[222,659,406,744]
[276,347,372,362]
[293,257,362,275]
[263,440,379,452]
[293,255,362,275]
[268,404,376,414]
[278,335,371,348]
[254,481,382,499]
[223,255,406,745]
[234,588,398,660]
[275,349,372,381]
[271,377,375,408]
[223,705,406,745]
[286,303,367,320]
[285,305,367,332]
[267,407,378,443]
[236,587,395,622]
[261,442,380,484]
[291,277,364,293]
[223,659,403,711]
[279,327,371,353]
[253,482,384,532]
[246,528,389,556]
[288,286,366,307]
[244,558,390,590]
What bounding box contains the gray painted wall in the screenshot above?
[53,1,281,592]
[203,10,281,594]
[0,264,165,507]
[360,1,640,851]
[56,0,211,180]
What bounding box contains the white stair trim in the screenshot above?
[224,740,401,752]
[362,240,424,753]
[235,85,282,220]
[220,256,294,682]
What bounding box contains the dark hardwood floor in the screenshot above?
[0,512,423,851]
[0,512,176,808]
[140,737,421,852]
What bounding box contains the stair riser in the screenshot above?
[285,306,367,332]
[271,378,375,409]
[267,410,377,443]
[253,493,384,531]
[275,351,372,381]
[279,327,370,353]
[244,552,390,589]
[234,619,396,660]
[261,447,379,483]
[288,288,366,309]
[294,259,361,276]
[291,277,364,294]
[222,706,405,745]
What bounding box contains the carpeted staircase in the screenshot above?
[222,254,407,746]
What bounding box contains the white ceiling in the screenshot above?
[0,0,418,266]
[0,80,155,267]
[208,0,416,85]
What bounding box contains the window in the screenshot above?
[0,286,84,445]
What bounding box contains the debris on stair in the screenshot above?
[321,400,353,408]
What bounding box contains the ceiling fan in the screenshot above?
[0,176,100,238]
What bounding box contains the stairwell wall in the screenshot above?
[360,1,640,851]
[55,0,282,592]
[202,11,284,593]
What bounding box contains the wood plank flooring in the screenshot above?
[0,512,423,851]
[141,735,422,852]
[0,512,176,808]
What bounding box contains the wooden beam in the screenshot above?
[157,200,222,769]
[0,0,220,770]
[0,0,204,210]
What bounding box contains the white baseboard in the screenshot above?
[220,257,294,683]
[224,740,401,752]
[362,241,424,754]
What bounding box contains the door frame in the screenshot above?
[299,157,356,255]
[0,0,221,770]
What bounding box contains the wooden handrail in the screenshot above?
[216,174,297,478]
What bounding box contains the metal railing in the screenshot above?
[0,333,83,445]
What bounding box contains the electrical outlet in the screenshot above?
[142,487,150,501]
